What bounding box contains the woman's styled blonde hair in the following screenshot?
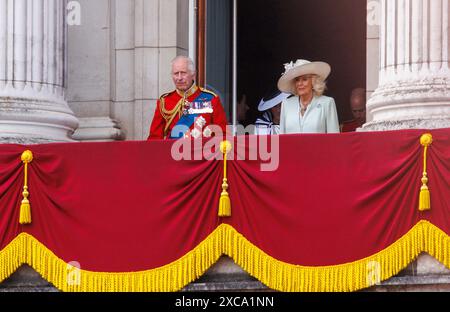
[311,75,327,97]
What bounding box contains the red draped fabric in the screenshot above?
[0,128,449,287]
[0,141,222,271]
[226,129,450,266]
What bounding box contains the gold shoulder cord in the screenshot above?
[159,97,183,121]
[159,95,184,139]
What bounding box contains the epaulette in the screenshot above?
[200,87,217,97]
[159,91,173,101]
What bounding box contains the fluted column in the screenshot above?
[365,0,450,130]
[0,0,78,143]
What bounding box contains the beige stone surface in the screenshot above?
[416,254,450,275]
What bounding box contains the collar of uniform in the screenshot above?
[176,84,198,98]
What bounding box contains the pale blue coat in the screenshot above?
[280,95,340,134]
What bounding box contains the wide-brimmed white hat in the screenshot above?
[277,59,331,94]
[258,91,290,111]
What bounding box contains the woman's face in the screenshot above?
[294,75,314,97]
[270,103,282,119]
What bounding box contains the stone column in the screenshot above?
[365,0,450,130]
[0,0,78,143]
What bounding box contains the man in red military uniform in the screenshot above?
[148,56,227,140]
[340,88,366,132]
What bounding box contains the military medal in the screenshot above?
[182,100,191,116]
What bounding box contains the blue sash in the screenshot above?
[169,91,214,139]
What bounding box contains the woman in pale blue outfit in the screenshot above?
[277,59,339,134]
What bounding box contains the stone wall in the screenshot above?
[68,0,189,141]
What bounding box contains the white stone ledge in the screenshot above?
[72,117,124,141]
[362,118,450,131]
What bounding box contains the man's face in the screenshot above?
[351,96,366,124]
[172,59,195,92]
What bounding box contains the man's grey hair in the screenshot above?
[171,55,196,74]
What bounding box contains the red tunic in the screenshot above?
[148,86,228,140]
[340,119,362,132]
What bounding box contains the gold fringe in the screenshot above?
[0,221,448,292]
[223,221,450,292]
[0,227,224,292]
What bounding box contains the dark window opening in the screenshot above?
[201,0,367,127]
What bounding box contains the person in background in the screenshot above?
[277,59,339,134]
[340,87,366,132]
[148,56,227,140]
[254,89,290,135]
[237,93,250,126]
[234,92,254,135]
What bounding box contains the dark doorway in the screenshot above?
[237,0,367,126]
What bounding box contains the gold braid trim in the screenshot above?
[161,97,184,138]
[0,221,448,292]
[159,96,183,122]
[159,84,199,138]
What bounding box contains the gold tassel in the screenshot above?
[219,179,231,217]
[20,150,33,224]
[219,141,232,217]
[419,134,432,211]
[419,176,430,211]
